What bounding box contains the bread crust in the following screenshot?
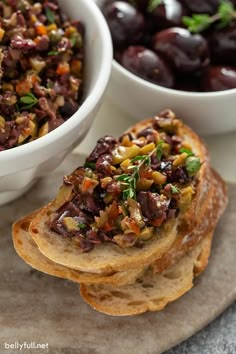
[12,212,144,286]
[152,169,228,274]
[80,231,214,316]
[12,167,226,287]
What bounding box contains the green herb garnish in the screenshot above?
[78,222,87,229]
[116,170,139,200]
[156,140,164,160]
[84,162,96,170]
[116,143,165,200]
[45,7,55,24]
[48,50,59,56]
[19,93,38,110]
[148,0,163,12]
[170,185,181,194]
[70,36,77,48]
[185,156,201,175]
[182,1,236,33]
[179,147,194,156]
[131,155,151,165]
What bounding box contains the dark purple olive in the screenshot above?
[120,45,175,88]
[153,27,210,74]
[202,66,236,91]
[209,26,236,66]
[127,0,149,12]
[175,76,201,92]
[102,1,144,47]
[181,0,221,15]
[148,0,186,30]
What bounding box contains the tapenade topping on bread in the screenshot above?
[49,110,202,252]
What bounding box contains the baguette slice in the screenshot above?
[12,211,144,286]
[29,113,210,274]
[80,231,213,316]
[12,168,225,287]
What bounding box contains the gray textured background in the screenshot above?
[165,302,236,354]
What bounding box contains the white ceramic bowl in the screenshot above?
[0,0,112,206]
[95,0,236,136]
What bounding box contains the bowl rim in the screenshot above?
[0,0,113,161]
[113,59,236,98]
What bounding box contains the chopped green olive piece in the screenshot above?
[78,222,87,229]
[84,162,96,170]
[185,156,201,175]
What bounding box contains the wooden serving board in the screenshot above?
[0,154,235,354]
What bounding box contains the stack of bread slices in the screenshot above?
[13,111,228,316]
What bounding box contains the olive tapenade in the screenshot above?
[0,0,84,151]
[49,110,202,253]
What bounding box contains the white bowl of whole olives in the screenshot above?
[97,0,236,135]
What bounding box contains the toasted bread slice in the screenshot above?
[80,231,213,316]
[29,115,210,274]
[12,168,225,287]
[12,212,145,286]
[30,210,177,274]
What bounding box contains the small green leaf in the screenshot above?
[131,155,146,162]
[145,156,151,165]
[133,168,139,180]
[70,36,77,48]
[185,156,201,175]
[217,1,235,28]
[182,1,236,33]
[48,50,59,56]
[179,147,194,156]
[171,185,181,194]
[115,174,130,182]
[156,141,164,160]
[148,0,163,12]
[78,222,87,229]
[218,1,234,19]
[182,14,211,33]
[19,93,38,110]
[20,96,34,104]
[123,188,135,200]
[45,7,55,24]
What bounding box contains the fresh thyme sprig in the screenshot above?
[116,141,164,200]
[183,1,236,33]
[19,92,38,111]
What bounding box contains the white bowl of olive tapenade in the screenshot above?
[0,0,112,205]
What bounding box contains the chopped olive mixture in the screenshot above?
[0,0,84,151]
[50,110,202,253]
